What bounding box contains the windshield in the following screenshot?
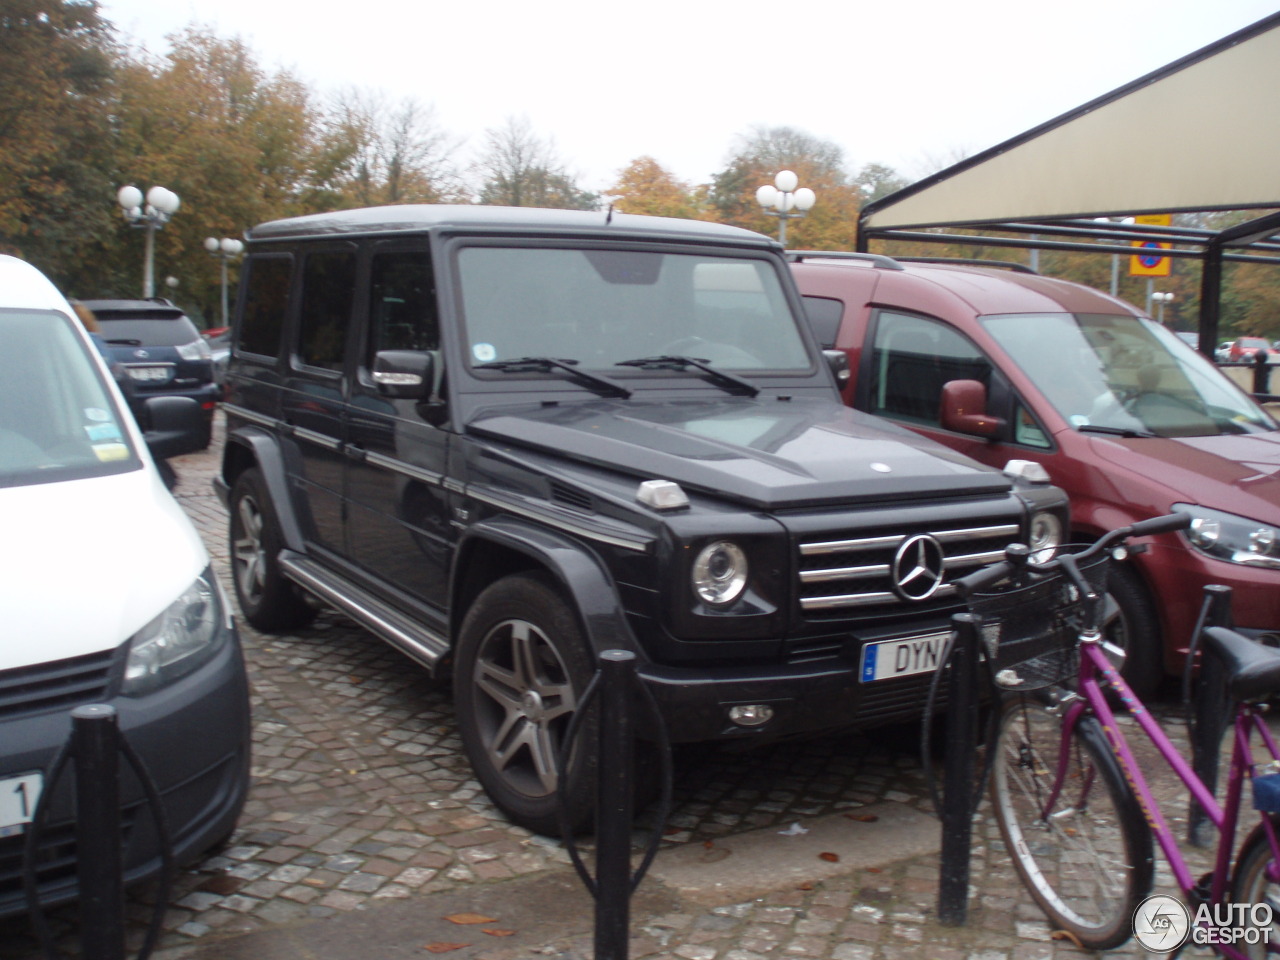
[0,309,140,487]
[456,247,812,375]
[981,312,1276,438]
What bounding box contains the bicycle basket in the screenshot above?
[965,548,1111,691]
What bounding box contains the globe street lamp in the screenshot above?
[117,185,180,299]
[1151,291,1174,326]
[204,237,245,328]
[755,171,816,246]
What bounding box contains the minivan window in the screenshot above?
[237,255,293,358]
[0,309,139,487]
[868,311,991,425]
[983,313,1275,438]
[456,247,810,372]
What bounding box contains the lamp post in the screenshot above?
[117,185,180,299]
[204,237,245,328]
[755,170,816,247]
[1151,291,1174,326]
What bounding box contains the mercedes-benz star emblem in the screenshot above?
[891,534,946,601]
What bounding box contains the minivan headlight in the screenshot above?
[692,541,749,606]
[1174,504,1280,569]
[122,570,229,695]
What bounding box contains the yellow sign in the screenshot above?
[1130,214,1172,277]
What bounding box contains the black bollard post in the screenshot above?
[595,651,636,960]
[1189,585,1233,847]
[1253,348,1272,396]
[938,614,980,926]
[72,704,126,960]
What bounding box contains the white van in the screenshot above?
[0,255,249,917]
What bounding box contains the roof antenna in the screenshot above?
[605,202,614,225]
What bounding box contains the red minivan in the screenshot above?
[791,252,1280,695]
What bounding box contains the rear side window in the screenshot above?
[238,256,292,358]
[802,296,843,349]
[297,250,357,372]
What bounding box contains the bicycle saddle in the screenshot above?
[1201,626,1280,702]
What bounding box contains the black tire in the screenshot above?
[228,468,316,632]
[1230,817,1280,959]
[990,695,1154,950]
[1105,564,1163,699]
[453,573,596,836]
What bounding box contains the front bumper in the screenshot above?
[0,628,251,919]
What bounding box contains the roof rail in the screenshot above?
[785,250,904,271]
[894,256,1038,274]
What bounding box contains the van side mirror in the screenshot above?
[143,396,206,459]
[373,350,434,400]
[940,379,1003,437]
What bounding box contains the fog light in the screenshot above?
[728,704,774,726]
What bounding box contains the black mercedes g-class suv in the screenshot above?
[216,205,1068,834]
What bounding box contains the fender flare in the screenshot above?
[453,516,642,660]
[222,426,308,554]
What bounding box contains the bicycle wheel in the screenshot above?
[990,694,1154,950]
[1230,817,1280,959]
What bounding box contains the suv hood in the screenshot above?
[469,397,1013,509]
[1091,431,1280,522]
[0,469,208,668]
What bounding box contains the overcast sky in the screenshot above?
[96,0,1280,194]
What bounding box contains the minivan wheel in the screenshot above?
[1105,564,1162,699]
[229,468,316,632]
[454,574,595,836]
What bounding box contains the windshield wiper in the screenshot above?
[1076,424,1156,439]
[475,357,632,398]
[615,355,760,397]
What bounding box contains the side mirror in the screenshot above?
[940,379,1003,437]
[823,349,850,391]
[143,396,206,459]
[373,350,433,400]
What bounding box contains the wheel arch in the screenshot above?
[451,517,640,659]
[222,427,307,554]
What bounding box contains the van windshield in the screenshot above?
[981,312,1276,438]
[0,309,140,487]
[456,247,812,374]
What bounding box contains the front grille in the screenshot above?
[0,810,138,907]
[0,650,114,720]
[797,522,1019,615]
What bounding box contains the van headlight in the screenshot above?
[1174,504,1280,569]
[692,541,749,606]
[122,570,230,695]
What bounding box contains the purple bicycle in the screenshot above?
[958,513,1280,956]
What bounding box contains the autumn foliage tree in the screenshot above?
[606,157,708,220]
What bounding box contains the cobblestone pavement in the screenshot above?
[0,411,1243,959]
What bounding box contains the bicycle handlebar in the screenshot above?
[955,512,1191,598]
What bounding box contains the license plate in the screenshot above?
[860,630,950,682]
[127,365,172,382]
[0,773,43,838]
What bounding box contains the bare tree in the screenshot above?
[473,116,596,210]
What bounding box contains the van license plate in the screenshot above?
[0,773,43,838]
[860,631,950,682]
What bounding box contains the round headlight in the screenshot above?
[692,541,748,606]
[1028,511,1064,562]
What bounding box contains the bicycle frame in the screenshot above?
[1050,633,1280,958]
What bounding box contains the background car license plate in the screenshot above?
[0,772,43,838]
[127,365,171,382]
[860,630,950,682]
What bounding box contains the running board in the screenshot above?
[278,550,450,673]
